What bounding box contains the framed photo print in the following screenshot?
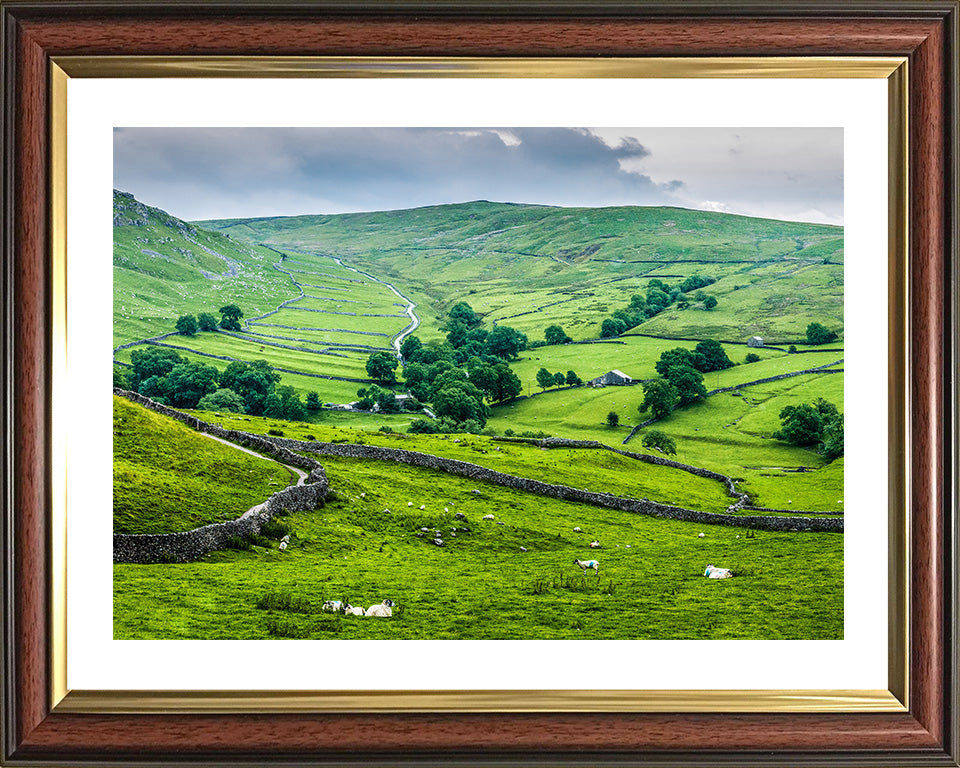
[2,2,957,766]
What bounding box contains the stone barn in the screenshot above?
[747,336,764,348]
[588,369,633,387]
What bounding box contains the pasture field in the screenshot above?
[193,407,734,513]
[201,200,844,344]
[485,370,844,511]
[113,396,295,535]
[114,446,843,640]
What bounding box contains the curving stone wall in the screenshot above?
[267,436,841,533]
[113,389,329,563]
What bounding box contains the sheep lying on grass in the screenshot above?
[343,604,365,616]
[704,564,733,579]
[363,599,395,617]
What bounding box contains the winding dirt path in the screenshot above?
[198,430,307,486]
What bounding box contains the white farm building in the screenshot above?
[588,370,633,387]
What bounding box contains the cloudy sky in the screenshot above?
[114,127,843,225]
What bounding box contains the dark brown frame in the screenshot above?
[2,2,958,765]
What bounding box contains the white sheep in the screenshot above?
[364,599,395,617]
[589,540,601,548]
[483,514,495,520]
[278,541,288,552]
[574,558,600,575]
[698,533,705,538]
[343,604,365,616]
[408,502,414,507]
[321,600,343,612]
[704,564,733,579]
[573,526,582,532]
[419,505,426,510]
[280,534,291,544]
[519,546,527,552]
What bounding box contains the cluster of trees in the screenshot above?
[805,322,840,345]
[380,302,528,433]
[599,276,718,338]
[174,304,244,336]
[773,397,844,460]
[121,346,315,421]
[639,341,733,418]
[536,368,582,391]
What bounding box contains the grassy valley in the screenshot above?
[114,191,845,640]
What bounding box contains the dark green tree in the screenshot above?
[305,391,322,411]
[606,411,620,427]
[197,388,246,413]
[399,335,423,362]
[694,339,734,372]
[553,371,566,387]
[544,325,572,345]
[665,364,707,406]
[129,346,184,390]
[639,379,680,419]
[565,370,582,386]
[484,325,525,360]
[491,364,522,403]
[366,351,399,384]
[806,322,839,345]
[745,352,761,363]
[113,364,129,390]
[655,347,698,378]
[175,314,198,336]
[162,362,220,408]
[600,318,627,338]
[218,304,244,331]
[197,312,219,332]
[821,413,844,460]
[536,367,555,391]
[447,301,481,329]
[773,404,824,446]
[641,429,677,455]
[703,295,718,310]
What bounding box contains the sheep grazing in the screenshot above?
[574,558,600,575]
[589,540,601,548]
[360,492,366,499]
[697,533,705,539]
[482,514,495,520]
[573,526,582,533]
[364,599,395,617]
[519,546,527,552]
[322,600,343,612]
[278,541,288,552]
[343,604,365,616]
[280,534,291,544]
[704,564,733,579]
[408,502,414,507]
[419,505,426,510]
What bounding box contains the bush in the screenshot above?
[259,519,290,540]
[267,428,284,437]
[379,425,394,433]
[640,429,677,455]
[745,352,761,363]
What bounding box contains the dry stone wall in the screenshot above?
[113,389,329,563]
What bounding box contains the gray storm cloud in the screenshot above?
[113,126,842,225]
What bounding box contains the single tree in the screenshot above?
[565,370,582,386]
[197,388,246,413]
[175,314,198,336]
[484,325,525,360]
[694,339,734,372]
[600,318,627,338]
[218,304,244,331]
[197,312,219,332]
[664,364,707,406]
[641,429,677,455]
[553,371,566,387]
[703,295,718,310]
[305,391,322,411]
[366,351,399,384]
[806,322,839,345]
[492,364,522,403]
[536,367,555,391]
[606,411,620,427]
[745,352,761,363]
[639,379,680,419]
[544,325,572,345]
[773,404,824,446]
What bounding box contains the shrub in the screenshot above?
[259,519,290,540]
[267,428,284,437]
[640,429,678,455]
[379,425,394,433]
[745,352,761,363]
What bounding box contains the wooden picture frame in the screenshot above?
[2,1,957,765]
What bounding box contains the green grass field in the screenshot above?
[114,414,842,640]
[113,396,295,534]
